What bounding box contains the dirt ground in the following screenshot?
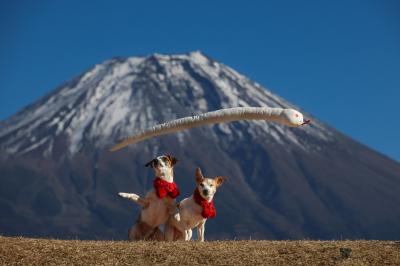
[1,236,399,265]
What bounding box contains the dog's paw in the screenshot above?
[185,229,192,241]
[118,192,139,200]
[118,192,130,198]
[174,212,181,222]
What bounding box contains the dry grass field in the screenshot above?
[1,236,399,265]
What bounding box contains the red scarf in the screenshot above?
[193,188,216,219]
[153,177,180,199]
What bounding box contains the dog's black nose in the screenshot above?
[203,189,209,196]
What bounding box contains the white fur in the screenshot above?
[118,155,178,241]
[118,192,140,201]
[165,196,206,241]
[165,169,225,242]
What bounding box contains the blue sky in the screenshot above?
[1,1,399,161]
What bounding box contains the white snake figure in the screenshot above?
[110,107,311,152]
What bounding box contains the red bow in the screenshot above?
[153,177,180,199]
[193,188,216,219]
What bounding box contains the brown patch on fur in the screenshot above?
[195,167,204,184]
[128,215,164,241]
[166,155,178,166]
[173,228,184,241]
[214,176,228,187]
[128,222,164,241]
[196,167,227,187]
[144,155,178,168]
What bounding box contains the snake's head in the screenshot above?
[283,109,311,127]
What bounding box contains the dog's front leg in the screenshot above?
[164,219,175,241]
[196,221,205,242]
[165,200,180,221]
[118,192,150,208]
[185,229,192,241]
[164,227,173,241]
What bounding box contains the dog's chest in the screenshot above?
[180,198,205,229]
[141,191,171,225]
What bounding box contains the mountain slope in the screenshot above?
[0,51,399,240]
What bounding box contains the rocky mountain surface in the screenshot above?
[1,51,399,240]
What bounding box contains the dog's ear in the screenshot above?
[167,154,178,166]
[214,176,228,187]
[195,167,204,184]
[144,159,154,168]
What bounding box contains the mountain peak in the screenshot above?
[0,52,332,157]
[121,51,211,66]
[187,50,211,63]
[1,53,400,241]
[148,50,208,60]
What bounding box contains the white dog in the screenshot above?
[165,167,227,241]
[118,154,179,241]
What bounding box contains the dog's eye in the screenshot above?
[209,184,213,187]
[200,184,204,187]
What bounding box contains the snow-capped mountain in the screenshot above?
[1,51,399,240]
[0,51,331,157]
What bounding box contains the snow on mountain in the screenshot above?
[0,51,332,157]
[1,51,400,240]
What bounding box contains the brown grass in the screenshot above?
[1,236,399,265]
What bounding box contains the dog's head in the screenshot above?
[195,167,227,201]
[145,154,178,180]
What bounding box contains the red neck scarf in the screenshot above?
[153,177,180,199]
[193,188,216,219]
